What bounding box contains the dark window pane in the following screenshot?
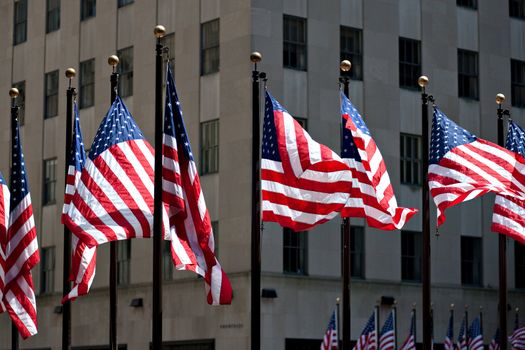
[510,0,525,19]
[457,0,477,9]
[43,158,57,205]
[201,19,220,75]
[401,230,421,282]
[40,246,55,294]
[340,26,363,80]
[400,133,422,186]
[117,46,133,98]
[46,0,60,33]
[512,59,525,108]
[399,37,421,89]
[12,81,25,125]
[45,70,59,119]
[80,58,95,108]
[81,0,96,20]
[515,242,525,288]
[283,15,307,71]
[351,226,365,278]
[117,240,131,285]
[117,0,134,8]
[163,240,173,281]
[283,228,308,275]
[200,119,219,174]
[461,236,483,286]
[458,49,479,100]
[13,0,27,45]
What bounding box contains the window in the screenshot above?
[80,59,95,108]
[351,226,365,278]
[340,26,363,80]
[155,339,214,350]
[401,230,421,282]
[117,240,131,285]
[40,246,55,294]
[117,0,133,8]
[45,70,59,119]
[283,15,307,70]
[461,236,482,286]
[161,32,175,79]
[117,46,133,98]
[283,228,307,275]
[457,0,477,9]
[13,0,27,45]
[400,133,422,186]
[81,0,96,20]
[201,19,220,75]
[515,242,525,288]
[293,116,308,130]
[12,81,25,126]
[200,119,219,174]
[458,49,479,100]
[510,0,525,19]
[399,37,421,89]
[211,220,219,257]
[285,339,322,350]
[46,0,60,33]
[512,59,525,108]
[163,241,172,281]
[43,158,57,205]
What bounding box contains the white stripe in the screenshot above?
[282,112,303,177]
[5,236,38,284]
[262,179,349,204]
[263,158,352,183]
[5,280,37,336]
[262,200,339,225]
[67,205,110,245]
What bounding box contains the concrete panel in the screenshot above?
[201,0,220,23]
[340,0,363,28]
[510,19,525,61]
[283,69,308,118]
[117,3,134,49]
[200,73,220,122]
[457,6,478,51]
[157,0,177,30]
[399,0,421,40]
[283,0,307,17]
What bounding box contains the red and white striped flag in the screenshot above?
[399,311,416,350]
[163,66,232,304]
[262,91,352,231]
[3,118,39,338]
[510,326,525,350]
[379,311,395,350]
[353,313,377,350]
[61,102,97,302]
[429,107,525,227]
[320,310,338,350]
[0,172,10,313]
[340,92,417,229]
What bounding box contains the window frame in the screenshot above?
[457,0,478,9]
[511,59,525,108]
[461,236,483,286]
[44,70,59,119]
[283,14,307,71]
[13,0,28,45]
[80,0,96,21]
[163,240,173,281]
[117,46,134,98]
[401,230,422,282]
[283,228,308,275]
[79,58,95,109]
[515,241,525,289]
[117,240,131,285]
[200,119,219,175]
[350,225,365,279]
[510,0,525,19]
[117,0,134,8]
[200,19,220,75]
[457,49,479,100]
[40,246,55,294]
[400,133,422,186]
[43,157,57,205]
[340,26,363,81]
[399,37,422,90]
[46,0,60,33]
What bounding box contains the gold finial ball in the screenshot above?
[250,52,262,63]
[65,68,76,78]
[517,307,520,312]
[340,60,352,72]
[496,93,506,105]
[154,25,166,38]
[418,75,429,88]
[108,55,119,67]
[412,302,417,308]
[450,303,455,309]
[9,88,19,98]
[336,297,340,304]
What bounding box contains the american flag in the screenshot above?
[320,310,338,350]
[61,102,97,303]
[430,107,525,226]
[492,120,525,245]
[489,328,500,350]
[353,312,377,350]
[379,311,395,350]
[163,65,232,304]
[457,316,468,350]
[510,327,525,349]
[399,311,416,350]
[63,96,170,247]
[468,317,483,350]
[3,116,39,338]
[340,92,417,229]
[444,310,454,350]
[261,91,352,231]
[0,172,9,313]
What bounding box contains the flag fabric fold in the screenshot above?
[489,328,500,350]
[379,311,395,350]
[61,102,97,303]
[457,316,468,350]
[340,92,417,229]
[0,173,9,313]
[468,317,483,350]
[320,310,338,350]
[3,118,39,338]
[352,312,377,350]
[510,326,525,350]
[429,107,525,226]
[399,311,416,350]
[163,65,232,305]
[492,119,525,245]
[262,91,352,231]
[444,311,454,350]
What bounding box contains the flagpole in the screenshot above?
[496,93,509,350]
[250,51,262,350]
[418,75,432,350]
[108,54,119,350]
[9,87,20,350]
[152,24,166,350]
[336,297,341,349]
[339,59,352,350]
[62,68,76,350]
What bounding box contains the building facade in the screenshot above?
[1,0,525,349]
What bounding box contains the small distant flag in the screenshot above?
[340,92,417,229]
[3,115,39,338]
[61,102,97,303]
[489,328,500,350]
[399,311,416,350]
[379,311,395,350]
[261,91,351,231]
[321,310,338,350]
[468,317,483,350]
[509,327,525,350]
[444,310,454,350]
[0,172,9,313]
[429,107,525,226]
[457,316,468,350]
[353,312,377,350]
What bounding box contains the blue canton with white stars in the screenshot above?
[326,311,337,332]
[70,102,86,171]
[361,313,375,335]
[380,312,394,335]
[458,317,466,343]
[89,96,144,161]
[262,92,284,162]
[469,318,482,339]
[430,107,477,165]
[341,91,369,161]
[506,120,525,157]
[10,116,30,207]
[164,65,194,161]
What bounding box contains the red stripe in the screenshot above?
[262,210,330,231]
[261,168,351,193]
[262,190,344,215]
